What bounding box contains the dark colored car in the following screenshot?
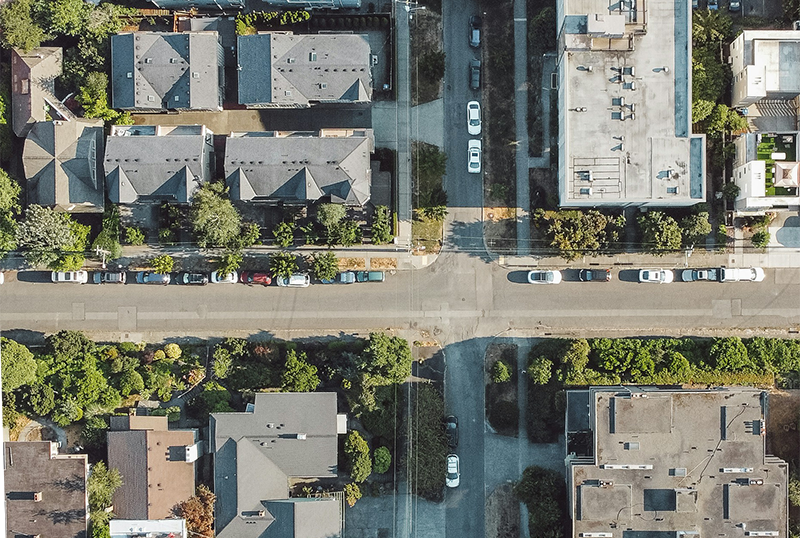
[445,415,459,449]
[93,271,126,284]
[136,271,170,285]
[470,58,481,90]
[469,15,481,47]
[579,269,611,282]
[240,271,272,286]
[177,272,209,285]
[356,271,385,282]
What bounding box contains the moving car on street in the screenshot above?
[136,272,170,285]
[468,139,482,174]
[446,454,460,488]
[93,271,126,284]
[277,273,311,287]
[639,269,674,284]
[467,101,481,135]
[52,271,89,284]
[579,269,611,282]
[527,270,562,284]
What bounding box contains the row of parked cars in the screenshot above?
[49,269,387,287]
[527,267,765,284]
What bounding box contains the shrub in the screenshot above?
[371,205,393,244]
[344,482,362,507]
[217,249,243,278]
[164,343,182,359]
[309,251,338,281]
[492,360,512,383]
[158,228,175,245]
[722,182,740,201]
[151,255,174,274]
[789,475,800,507]
[345,430,372,483]
[373,446,391,474]
[270,252,298,279]
[514,466,567,538]
[154,349,166,361]
[273,221,295,247]
[124,227,145,245]
[752,230,770,249]
[489,399,518,431]
[528,356,553,385]
[281,349,320,393]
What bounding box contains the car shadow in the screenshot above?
[507,271,530,284]
[16,271,53,283]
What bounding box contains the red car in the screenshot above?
[240,271,272,286]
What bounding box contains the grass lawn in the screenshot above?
[412,215,443,254]
[756,134,799,196]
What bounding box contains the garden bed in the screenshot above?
[485,343,518,437]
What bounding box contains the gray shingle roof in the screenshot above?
[148,0,245,8]
[238,33,372,107]
[23,120,105,213]
[104,126,212,204]
[224,130,373,205]
[11,47,75,137]
[211,392,341,538]
[111,32,222,111]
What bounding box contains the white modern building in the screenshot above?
[731,30,800,109]
[731,131,800,215]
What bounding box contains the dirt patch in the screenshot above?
[484,208,517,254]
[8,415,31,441]
[485,343,519,437]
[530,168,559,211]
[339,257,367,270]
[370,258,397,270]
[410,10,443,106]
[411,214,443,255]
[64,424,83,449]
[767,388,800,467]
[485,483,520,538]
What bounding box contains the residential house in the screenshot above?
[4,441,89,538]
[11,47,75,137]
[225,129,373,206]
[237,33,371,108]
[111,31,224,112]
[104,124,214,204]
[260,0,360,7]
[565,387,788,538]
[211,392,347,538]
[730,30,800,129]
[146,0,244,9]
[731,131,800,214]
[107,414,199,520]
[555,0,706,207]
[23,119,105,213]
[110,519,188,538]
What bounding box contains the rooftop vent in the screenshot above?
[126,72,133,79]
[296,433,307,440]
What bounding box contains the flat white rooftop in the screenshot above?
[557,0,705,207]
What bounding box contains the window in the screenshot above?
[667,186,678,194]
[174,95,180,102]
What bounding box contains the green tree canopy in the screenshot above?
[280,349,320,392]
[0,0,48,52]
[88,461,122,513]
[680,212,712,246]
[0,168,21,214]
[0,337,37,391]
[710,337,751,371]
[344,430,372,483]
[273,221,295,247]
[270,252,298,279]
[191,183,242,248]
[373,446,391,474]
[309,251,338,281]
[528,355,553,385]
[637,211,682,254]
[16,205,81,268]
[151,255,174,274]
[316,203,346,229]
[41,0,91,36]
[357,332,413,385]
[692,99,715,123]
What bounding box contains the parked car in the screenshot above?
[52,271,89,284]
[92,271,126,284]
[356,271,385,282]
[729,0,740,10]
[136,271,170,285]
[708,0,718,9]
[0,272,4,285]
[468,139,482,174]
[445,416,459,449]
[638,269,674,284]
[211,270,238,284]
[579,269,611,282]
[470,58,481,90]
[681,268,718,282]
[692,0,699,8]
[720,267,765,282]
[446,454,460,488]
[277,273,311,287]
[467,101,482,135]
[240,271,272,286]
[469,15,481,47]
[527,270,562,284]
[177,272,209,285]
[339,271,356,284]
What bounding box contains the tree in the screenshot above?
[151,255,174,274]
[26,383,56,416]
[680,212,712,246]
[328,218,361,247]
[0,0,48,52]
[722,182,740,201]
[514,466,567,538]
[270,252,298,279]
[417,205,448,222]
[637,211,682,254]
[92,230,122,261]
[537,210,623,261]
[692,9,732,45]
[77,72,122,122]
[191,182,242,248]
[373,446,391,474]
[0,337,37,391]
[692,99,715,123]
[52,398,83,426]
[42,0,91,36]
[118,369,144,397]
[0,168,21,214]
[371,205,393,244]
[752,230,770,249]
[16,205,80,268]
[344,482,362,507]
[309,251,338,281]
[190,381,233,418]
[81,416,109,450]
[238,222,261,247]
[175,485,216,538]
[273,221,295,247]
[345,430,372,482]
[789,476,800,507]
[316,203,346,230]
[88,462,122,513]
[216,249,242,278]
[281,349,320,392]
[710,337,751,371]
[492,360,511,383]
[124,227,145,245]
[528,355,553,385]
[357,332,413,385]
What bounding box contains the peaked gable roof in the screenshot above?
[238,33,372,107]
[224,131,373,205]
[23,119,105,213]
[111,32,222,110]
[11,47,75,137]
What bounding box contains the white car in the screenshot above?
[720,267,765,282]
[446,454,460,488]
[639,269,674,284]
[467,101,481,135]
[210,270,239,284]
[51,271,89,284]
[277,273,311,288]
[527,270,562,284]
[468,139,481,174]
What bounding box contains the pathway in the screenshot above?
[395,9,413,250]
[513,0,531,255]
